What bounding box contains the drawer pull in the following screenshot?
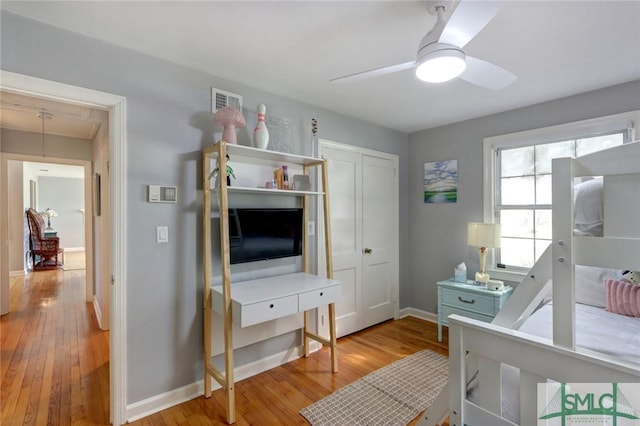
[320,292,324,296]
[458,296,475,304]
[269,304,274,308]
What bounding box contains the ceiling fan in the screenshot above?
[330,0,517,90]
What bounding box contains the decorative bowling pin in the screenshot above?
[253,104,269,150]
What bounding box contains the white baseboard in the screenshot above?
[398,307,438,324]
[10,270,25,277]
[63,247,85,252]
[93,297,103,329]
[126,341,322,422]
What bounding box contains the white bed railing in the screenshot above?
[448,315,640,426]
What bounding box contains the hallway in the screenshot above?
[0,266,109,425]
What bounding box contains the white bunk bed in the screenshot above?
[421,141,640,426]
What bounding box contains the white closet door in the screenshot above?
[324,146,363,337]
[362,155,396,327]
[320,141,398,338]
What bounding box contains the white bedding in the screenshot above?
[519,301,640,365]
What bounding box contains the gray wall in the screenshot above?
[408,80,640,314]
[1,12,409,404]
[38,176,85,248]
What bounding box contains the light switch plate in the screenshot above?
[156,226,169,243]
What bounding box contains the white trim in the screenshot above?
[126,381,202,424]
[0,70,128,426]
[108,81,128,426]
[483,111,638,150]
[126,344,320,422]
[398,307,438,324]
[9,270,25,277]
[482,110,640,276]
[484,268,526,284]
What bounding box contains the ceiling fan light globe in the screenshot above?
[415,49,466,83]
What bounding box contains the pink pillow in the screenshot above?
[605,279,640,317]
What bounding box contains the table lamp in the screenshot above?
[467,222,501,285]
[44,208,59,230]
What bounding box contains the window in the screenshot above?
[497,134,624,270]
[483,112,637,279]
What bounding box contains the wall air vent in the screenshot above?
[211,88,243,113]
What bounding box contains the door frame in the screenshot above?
[0,70,127,426]
[316,138,400,335]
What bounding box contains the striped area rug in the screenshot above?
[300,349,448,426]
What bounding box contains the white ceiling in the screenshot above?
[0,91,107,139]
[23,161,85,179]
[2,1,640,133]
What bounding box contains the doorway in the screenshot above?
[20,161,87,269]
[318,139,399,338]
[0,70,127,425]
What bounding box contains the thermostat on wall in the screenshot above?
[148,185,177,203]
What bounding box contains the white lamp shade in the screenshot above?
[467,222,501,248]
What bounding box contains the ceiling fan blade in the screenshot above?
[439,0,502,48]
[459,56,516,90]
[330,61,415,84]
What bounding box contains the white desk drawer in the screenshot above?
[440,305,492,325]
[299,284,341,311]
[239,295,298,328]
[442,288,494,315]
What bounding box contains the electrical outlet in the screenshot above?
[308,221,315,236]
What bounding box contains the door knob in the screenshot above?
[363,248,372,254]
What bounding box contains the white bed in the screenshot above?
[468,299,640,423]
[419,141,640,426]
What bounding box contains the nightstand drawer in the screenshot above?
[442,288,494,314]
[440,304,493,325]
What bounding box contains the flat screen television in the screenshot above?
[228,208,303,264]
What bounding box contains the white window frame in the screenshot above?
[483,110,638,282]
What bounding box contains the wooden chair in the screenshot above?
[25,208,62,270]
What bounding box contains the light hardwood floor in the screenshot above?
[1,267,109,425]
[2,264,449,425]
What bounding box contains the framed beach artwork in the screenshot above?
[424,159,458,203]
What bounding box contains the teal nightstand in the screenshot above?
[437,278,512,342]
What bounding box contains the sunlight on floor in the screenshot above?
[63,250,85,271]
